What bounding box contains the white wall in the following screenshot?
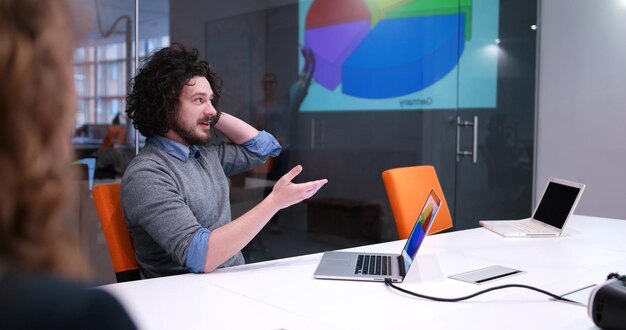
[536,0,626,219]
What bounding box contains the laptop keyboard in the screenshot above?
[354,254,392,276]
[510,221,552,233]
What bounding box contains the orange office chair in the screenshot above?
[92,183,141,282]
[382,165,453,239]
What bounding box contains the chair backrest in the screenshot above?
[382,165,453,239]
[92,183,140,282]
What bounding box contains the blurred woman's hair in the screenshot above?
[0,0,88,279]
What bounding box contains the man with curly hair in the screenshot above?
[122,43,327,278]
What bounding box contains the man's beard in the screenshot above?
[171,119,212,146]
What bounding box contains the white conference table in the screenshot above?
[101,215,626,330]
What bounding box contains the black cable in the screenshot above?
[384,278,576,303]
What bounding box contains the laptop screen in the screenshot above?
[533,180,584,229]
[400,190,442,272]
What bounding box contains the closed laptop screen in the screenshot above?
[533,182,581,228]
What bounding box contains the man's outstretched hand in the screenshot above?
[268,165,327,210]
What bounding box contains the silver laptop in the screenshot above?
[479,177,585,237]
[314,190,442,283]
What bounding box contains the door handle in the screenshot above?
[456,116,478,163]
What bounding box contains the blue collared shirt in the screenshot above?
[150,131,280,272]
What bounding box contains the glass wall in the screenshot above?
[72,0,537,284]
[71,0,170,284]
[170,0,537,260]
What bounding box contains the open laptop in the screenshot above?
[314,190,442,283]
[479,177,585,237]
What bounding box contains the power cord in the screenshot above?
[384,278,576,303]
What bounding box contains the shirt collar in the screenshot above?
[150,135,199,162]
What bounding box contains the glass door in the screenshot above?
[454,0,537,229]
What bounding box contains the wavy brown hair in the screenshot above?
[0,0,88,279]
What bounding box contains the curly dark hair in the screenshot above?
[126,43,222,137]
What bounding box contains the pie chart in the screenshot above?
[304,0,473,99]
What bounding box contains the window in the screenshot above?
[73,36,170,127]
